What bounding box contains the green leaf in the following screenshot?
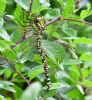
[4,68,12,79]
[0,95,5,100]
[39,0,50,8]
[42,40,66,63]
[62,0,75,17]
[2,49,17,61]
[19,47,34,63]
[20,82,41,100]
[45,8,60,19]
[66,0,75,6]
[14,5,23,25]
[49,83,68,90]
[28,65,44,80]
[0,30,10,41]
[42,83,68,99]
[80,4,91,19]
[57,0,63,6]
[14,5,28,27]
[82,68,89,79]
[80,80,92,87]
[41,89,57,99]
[49,0,61,8]
[46,97,57,100]
[0,18,3,28]
[67,67,80,82]
[80,10,88,19]
[0,69,5,75]
[77,85,84,95]
[80,53,92,61]
[87,10,92,17]
[43,82,68,90]
[0,80,16,92]
[67,86,84,100]
[87,3,91,10]
[74,37,92,45]
[0,39,13,51]
[32,0,46,13]
[13,84,23,98]
[0,0,6,17]
[62,59,82,65]
[15,0,30,10]
[11,30,23,43]
[62,23,77,37]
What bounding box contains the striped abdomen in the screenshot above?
[35,21,51,90]
[39,44,51,90]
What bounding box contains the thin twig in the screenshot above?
[0,55,30,85]
[29,0,33,14]
[63,18,92,26]
[7,59,30,85]
[44,16,92,28]
[44,16,61,28]
[16,32,33,45]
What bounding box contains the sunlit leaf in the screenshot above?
[74,37,92,45]
[49,83,68,90]
[80,80,92,87]
[80,52,92,61]
[15,0,30,10]
[2,49,16,60]
[28,65,44,80]
[80,3,91,19]
[42,40,66,63]
[62,23,77,36]
[0,0,6,17]
[0,80,16,92]
[0,39,13,51]
[0,30,10,41]
[32,0,46,13]
[0,95,5,100]
[0,18,3,28]
[20,82,41,100]
[62,59,82,65]
[45,8,60,19]
[62,0,75,17]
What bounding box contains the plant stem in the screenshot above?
[44,16,92,28]
[44,16,61,28]
[7,59,30,85]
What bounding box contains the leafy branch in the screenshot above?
[15,15,92,45]
[44,16,92,28]
[7,59,30,85]
[0,55,30,85]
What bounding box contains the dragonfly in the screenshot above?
[6,0,51,90]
